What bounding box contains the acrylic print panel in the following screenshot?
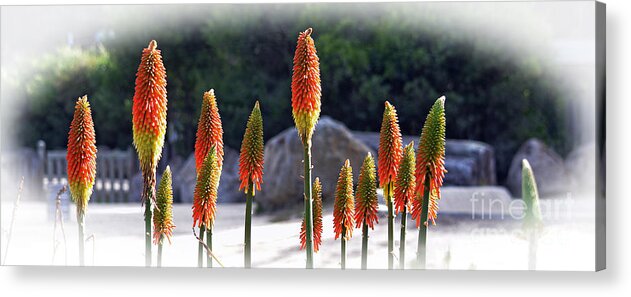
[0,1,605,270]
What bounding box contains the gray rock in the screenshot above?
[506,138,568,198]
[445,140,497,186]
[352,132,496,186]
[257,116,372,211]
[174,146,242,204]
[565,143,596,194]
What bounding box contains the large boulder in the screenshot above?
[506,138,568,198]
[352,132,496,186]
[174,146,242,204]
[257,116,372,211]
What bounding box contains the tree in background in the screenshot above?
[7,4,569,183]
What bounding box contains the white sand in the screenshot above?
[1,192,596,270]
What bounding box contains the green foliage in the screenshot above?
[10,3,568,181]
[16,46,129,150]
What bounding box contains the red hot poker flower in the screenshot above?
[291,28,321,145]
[238,101,264,194]
[333,160,355,241]
[300,177,323,252]
[132,40,168,203]
[192,146,220,229]
[378,101,403,188]
[354,153,379,229]
[67,95,97,216]
[153,166,175,244]
[412,97,447,227]
[195,89,224,173]
[394,142,416,215]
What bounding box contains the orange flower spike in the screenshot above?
[238,101,264,194]
[378,101,403,188]
[300,178,323,252]
[412,97,447,227]
[291,28,321,145]
[394,142,416,215]
[354,153,379,229]
[132,40,168,203]
[67,95,97,215]
[192,146,221,229]
[333,160,355,240]
[195,89,224,173]
[153,166,175,244]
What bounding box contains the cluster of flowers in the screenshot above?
[65,28,446,269]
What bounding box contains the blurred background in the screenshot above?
[0,2,598,269]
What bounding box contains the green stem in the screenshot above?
[400,206,407,269]
[528,228,538,270]
[244,182,254,268]
[144,193,152,267]
[386,183,394,270]
[417,178,430,269]
[157,235,163,268]
[341,226,346,270]
[198,225,205,268]
[206,228,213,268]
[361,222,368,270]
[78,211,85,266]
[303,143,314,269]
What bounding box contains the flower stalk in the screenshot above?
[522,159,543,270]
[416,178,430,268]
[244,184,253,267]
[153,166,174,268]
[333,160,354,269]
[198,225,205,267]
[378,101,403,269]
[192,146,221,268]
[412,96,447,269]
[238,101,264,268]
[132,40,168,267]
[194,89,224,268]
[66,96,97,266]
[354,153,378,270]
[291,28,321,268]
[206,228,213,267]
[157,235,164,267]
[395,142,416,269]
[303,145,314,267]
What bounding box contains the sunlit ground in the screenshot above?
[1,187,595,270]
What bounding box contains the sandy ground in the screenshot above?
[1,187,596,271]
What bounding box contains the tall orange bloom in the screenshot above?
[394,142,416,214]
[333,160,355,240]
[300,178,323,252]
[412,97,447,227]
[238,101,264,194]
[195,89,224,173]
[192,146,220,229]
[291,28,321,145]
[378,101,403,187]
[354,153,378,229]
[67,95,97,216]
[379,101,402,270]
[132,40,168,204]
